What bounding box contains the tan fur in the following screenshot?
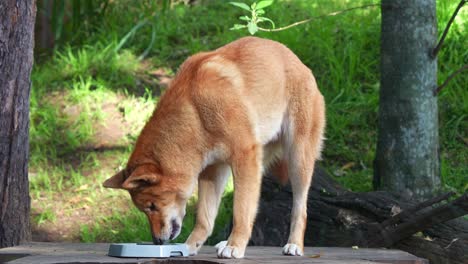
[103,37,325,258]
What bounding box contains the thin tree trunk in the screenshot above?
[35,0,55,52]
[0,0,36,248]
[375,0,440,201]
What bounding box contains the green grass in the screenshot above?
[34,208,57,226]
[436,0,468,193]
[30,0,467,243]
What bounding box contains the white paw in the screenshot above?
[187,243,199,256]
[214,240,228,251]
[283,243,303,256]
[215,241,244,259]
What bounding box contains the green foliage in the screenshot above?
[436,0,468,194]
[29,33,158,243]
[80,206,152,243]
[38,0,110,47]
[230,0,275,34]
[30,42,144,159]
[115,19,157,60]
[34,208,57,226]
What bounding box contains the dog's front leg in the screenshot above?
[186,164,230,255]
[216,144,262,259]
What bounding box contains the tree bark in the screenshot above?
[375,0,440,201]
[0,0,36,248]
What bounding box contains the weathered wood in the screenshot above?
[0,0,36,248]
[250,168,468,264]
[379,192,454,228]
[369,193,468,247]
[0,242,427,264]
[395,219,468,264]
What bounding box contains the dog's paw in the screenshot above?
[186,242,199,256]
[282,243,303,256]
[215,241,245,259]
[214,240,228,251]
[185,237,204,256]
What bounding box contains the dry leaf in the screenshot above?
[341,162,355,170]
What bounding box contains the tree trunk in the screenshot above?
[375,0,440,201]
[35,0,55,52]
[0,0,36,248]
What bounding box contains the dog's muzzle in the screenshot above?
[152,235,164,245]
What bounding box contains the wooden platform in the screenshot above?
[0,242,428,264]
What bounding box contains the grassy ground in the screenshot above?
[29,0,467,243]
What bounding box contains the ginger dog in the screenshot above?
[103,37,325,259]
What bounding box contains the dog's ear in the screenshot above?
[121,173,160,190]
[103,170,126,189]
[121,165,160,190]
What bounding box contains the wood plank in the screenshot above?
[0,243,427,264]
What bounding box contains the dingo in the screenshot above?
[103,37,325,259]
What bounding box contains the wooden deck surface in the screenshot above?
[0,242,428,264]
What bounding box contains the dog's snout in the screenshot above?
[169,219,181,240]
[152,235,164,245]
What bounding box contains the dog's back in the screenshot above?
[179,37,325,167]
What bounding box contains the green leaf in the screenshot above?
[51,0,65,41]
[71,0,81,32]
[256,0,274,10]
[247,22,258,35]
[257,16,275,28]
[115,19,150,52]
[230,24,247,30]
[256,9,265,15]
[229,2,251,11]
[239,15,251,21]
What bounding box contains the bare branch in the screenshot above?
[431,0,467,58]
[257,4,380,32]
[434,64,468,96]
[370,192,468,247]
[380,192,455,228]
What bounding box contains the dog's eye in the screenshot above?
[147,203,158,212]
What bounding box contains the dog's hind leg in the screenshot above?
[185,163,230,255]
[282,142,315,256]
[283,90,325,256]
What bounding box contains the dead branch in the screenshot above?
[257,4,380,32]
[380,192,455,227]
[371,193,468,247]
[433,64,468,96]
[431,0,467,58]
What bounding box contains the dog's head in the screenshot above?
[103,164,190,244]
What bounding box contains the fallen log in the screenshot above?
[248,167,468,264]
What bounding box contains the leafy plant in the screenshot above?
[230,1,275,35]
[115,18,157,60]
[37,0,110,48]
[34,208,57,226]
